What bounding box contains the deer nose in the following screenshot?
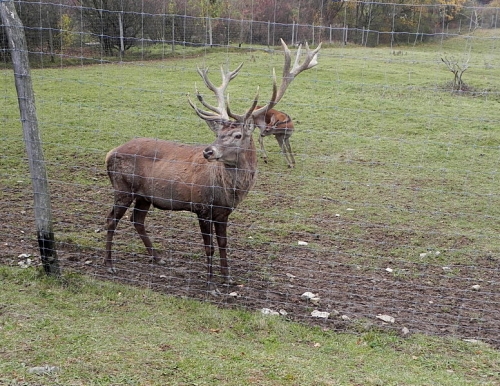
[203,147,214,159]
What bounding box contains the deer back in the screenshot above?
[106,132,256,217]
[254,106,294,137]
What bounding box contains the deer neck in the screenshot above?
[209,139,257,208]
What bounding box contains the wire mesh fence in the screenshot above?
[2,0,500,348]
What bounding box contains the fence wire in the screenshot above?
[1,0,500,348]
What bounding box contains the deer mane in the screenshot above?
[207,147,257,209]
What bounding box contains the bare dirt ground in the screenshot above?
[2,182,499,349]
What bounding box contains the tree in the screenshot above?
[239,0,293,23]
[437,0,468,27]
[442,55,470,91]
[76,0,145,56]
[6,0,63,58]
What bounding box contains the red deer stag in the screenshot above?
[254,107,295,168]
[104,39,321,287]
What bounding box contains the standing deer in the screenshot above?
[254,107,295,168]
[104,39,321,287]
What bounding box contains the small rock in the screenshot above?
[286,273,296,279]
[279,309,288,316]
[17,258,32,269]
[442,266,451,271]
[297,241,308,246]
[261,308,279,316]
[463,339,482,344]
[301,292,320,304]
[340,314,351,321]
[311,310,330,319]
[419,253,427,258]
[301,291,318,300]
[471,285,481,291]
[376,314,395,323]
[402,327,410,335]
[385,267,393,273]
[228,292,240,298]
[28,365,59,375]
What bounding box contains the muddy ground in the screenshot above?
[2,182,499,349]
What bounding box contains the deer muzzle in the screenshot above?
[203,146,220,161]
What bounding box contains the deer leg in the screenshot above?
[214,219,232,285]
[259,134,269,163]
[198,217,215,286]
[283,136,296,168]
[130,198,164,265]
[105,194,134,273]
[275,134,292,168]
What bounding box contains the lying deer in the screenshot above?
[255,107,295,168]
[104,39,321,286]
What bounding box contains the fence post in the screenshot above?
[267,20,270,48]
[0,0,60,276]
[171,14,175,52]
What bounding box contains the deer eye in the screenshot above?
[234,133,242,139]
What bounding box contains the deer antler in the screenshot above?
[189,39,321,130]
[187,63,243,124]
[251,39,321,118]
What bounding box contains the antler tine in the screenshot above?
[187,94,219,120]
[195,67,227,120]
[290,40,321,75]
[195,86,220,114]
[224,62,244,82]
[188,93,224,134]
[252,39,321,118]
[192,63,244,122]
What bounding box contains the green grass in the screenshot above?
[1,266,499,386]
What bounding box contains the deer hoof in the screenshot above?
[209,288,222,297]
[106,267,117,274]
[207,281,222,296]
[222,277,235,286]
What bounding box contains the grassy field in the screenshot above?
[2,32,499,260]
[1,29,500,384]
[1,266,499,385]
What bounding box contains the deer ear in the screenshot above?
[243,120,257,135]
[252,115,267,131]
